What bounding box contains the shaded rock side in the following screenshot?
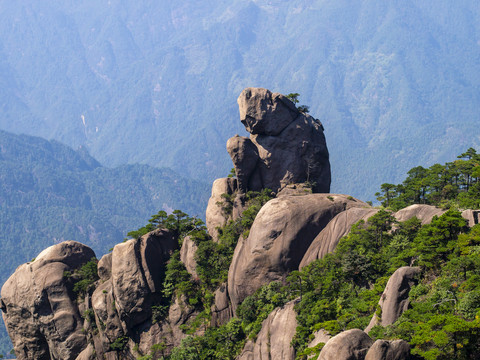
[91,228,181,356]
[211,283,234,327]
[318,329,373,360]
[1,241,95,360]
[462,209,480,227]
[237,300,298,360]
[365,266,421,333]
[300,207,378,269]
[228,194,368,309]
[364,340,411,360]
[229,87,331,194]
[111,228,176,329]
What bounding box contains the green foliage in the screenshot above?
[286,93,300,104]
[195,189,274,290]
[217,192,235,217]
[109,336,129,352]
[228,168,237,178]
[237,282,288,338]
[169,318,245,360]
[127,210,206,240]
[63,258,99,297]
[286,93,310,113]
[375,148,480,211]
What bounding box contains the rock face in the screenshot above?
[300,207,379,269]
[228,194,368,309]
[180,235,199,278]
[237,300,298,360]
[228,87,331,194]
[318,329,373,360]
[205,177,238,242]
[1,241,95,360]
[365,266,421,333]
[211,283,234,327]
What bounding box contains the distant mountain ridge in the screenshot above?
[0,130,209,284]
[0,1,479,200]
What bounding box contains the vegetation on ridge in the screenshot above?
[375,148,480,211]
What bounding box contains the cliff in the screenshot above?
[2,88,480,360]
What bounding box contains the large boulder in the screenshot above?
[1,241,95,360]
[228,194,368,309]
[237,300,298,360]
[365,266,421,333]
[364,340,411,360]
[300,207,377,269]
[237,87,299,136]
[393,204,445,224]
[318,329,373,360]
[228,87,331,194]
[179,235,198,278]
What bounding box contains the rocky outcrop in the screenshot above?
[1,229,199,360]
[1,241,95,360]
[228,87,331,194]
[365,266,421,333]
[364,340,411,360]
[110,229,176,329]
[393,204,445,224]
[318,330,410,360]
[300,207,378,269]
[205,177,238,242]
[318,329,373,360]
[237,300,298,360]
[228,194,368,310]
[462,209,480,227]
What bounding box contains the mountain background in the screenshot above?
[1,0,479,200]
[0,131,209,356]
[1,0,480,356]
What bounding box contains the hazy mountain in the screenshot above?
[0,1,479,200]
[0,130,209,285]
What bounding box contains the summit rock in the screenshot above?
[227,87,331,194]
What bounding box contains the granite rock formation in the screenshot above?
[300,207,379,269]
[318,329,374,360]
[365,340,411,360]
[237,300,298,360]
[228,87,331,194]
[228,194,368,310]
[0,229,201,360]
[365,266,422,333]
[1,241,94,360]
